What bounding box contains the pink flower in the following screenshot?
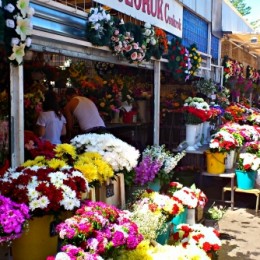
[131,52,138,60]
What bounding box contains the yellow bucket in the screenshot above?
[205,150,226,174]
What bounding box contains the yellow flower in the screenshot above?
[54,144,77,160]
[22,156,46,167]
[74,163,98,183]
[47,159,66,169]
[15,16,33,41]
[9,43,26,65]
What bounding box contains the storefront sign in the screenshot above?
[94,0,183,38]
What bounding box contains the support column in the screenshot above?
[153,60,160,145]
[10,64,24,167]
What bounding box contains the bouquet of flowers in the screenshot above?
[183,97,211,124]
[188,43,202,76]
[55,200,144,259]
[193,79,217,97]
[237,152,260,172]
[170,223,221,257]
[3,0,34,65]
[70,133,140,174]
[86,6,114,46]
[133,145,186,186]
[204,202,227,221]
[0,166,88,216]
[245,141,260,156]
[0,195,30,245]
[209,130,239,153]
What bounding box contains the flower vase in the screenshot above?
[156,221,172,245]
[202,121,210,144]
[186,124,198,151]
[235,169,256,190]
[186,208,196,226]
[194,124,202,148]
[225,150,236,170]
[171,208,188,233]
[148,178,161,192]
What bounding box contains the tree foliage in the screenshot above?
[229,0,251,16]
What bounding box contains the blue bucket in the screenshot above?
[172,208,188,233]
[156,221,171,245]
[235,169,256,190]
[148,178,161,192]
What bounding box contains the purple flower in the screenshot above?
[112,230,125,247]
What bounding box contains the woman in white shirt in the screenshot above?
[36,90,66,144]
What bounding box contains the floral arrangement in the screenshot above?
[193,79,217,97]
[86,6,114,46]
[204,202,227,221]
[0,165,88,215]
[3,0,34,65]
[56,200,144,259]
[128,197,168,241]
[166,37,191,82]
[24,130,55,160]
[168,184,207,209]
[70,133,140,174]
[182,97,211,124]
[23,143,114,185]
[245,141,260,156]
[133,145,186,185]
[246,65,260,83]
[222,56,244,81]
[188,44,201,76]
[135,189,184,221]
[110,20,146,64]
[237,152,260,172]
[170,223,221,257]
[154,27,169,55]
[0,194,30,245]
[209,130,239,153]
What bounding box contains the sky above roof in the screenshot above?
[243,0,260,23]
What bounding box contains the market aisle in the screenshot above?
[218,208,260,260]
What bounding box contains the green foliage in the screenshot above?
[229,0,251,16]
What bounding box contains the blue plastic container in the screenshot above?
[148,178,161,192]
[235,169,256,190]
[172,208,188,233]
[156,221,171,245]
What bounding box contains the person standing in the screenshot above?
[35,90,66,144]
[64,88,107,139]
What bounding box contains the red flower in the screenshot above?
[202,241,212,252]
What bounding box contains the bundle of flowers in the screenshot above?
[0,166,88,215]
[209,130,239,153]
[110,20,146,64]
[86,6,114,46]
[3,0,34,65]
[127,198,168,241]
[24,131,55,160]
[166,37,191,82]
[244,141,260,156]
[56,200,144,259]
[224,104,247,123]
[131,189,184,224]
[154,27,169,55]
[193,79,217,97]
[133,145,186,185]
[170,223,221,257]
[70,133,140,174]
[188,43,202,76]
[0,195,30,245]
[23,143,114,185]
[237,152,260,172]
[116,240,211,259]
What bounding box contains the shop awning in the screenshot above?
[224,32,260,57]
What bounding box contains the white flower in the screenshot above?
[17,0,30,18]
[4,3,15,13]
[144,22,152,29]
[27,7,35,18]
[11,37,20,46]
[25,37,32,47]
[15,16,33,41]
[6,19,15,28]
[55,252,71,260]
[9,43,26,65]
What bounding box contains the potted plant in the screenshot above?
[204,202,227,230]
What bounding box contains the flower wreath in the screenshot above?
[2,0,34,66]
[166,37,191,82]
[110,20,146,64]
[188,43,201,76]
[86,5,114,47]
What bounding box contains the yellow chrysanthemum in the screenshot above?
[54,144,77,160]
[95,159,114,182]
[74,163,98,183]
[47,159,67,169]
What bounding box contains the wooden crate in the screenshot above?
[95,173,126,209]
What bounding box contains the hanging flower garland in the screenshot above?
[166,37,191,82]
[2,0,34,66]
[188,43,201,76]
[86,5,114,47]
[155,27,169,55]
[110,19,146,64]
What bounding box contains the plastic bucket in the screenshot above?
[205,151,226,174]
[235,169,256,190]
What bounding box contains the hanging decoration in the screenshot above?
[166,37,191,82]
[86,5,114,47]
[246,65,260,83]
[2,0,34,66]
[222,56,244,82]
[187,43,201,76]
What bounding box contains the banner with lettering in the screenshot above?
[94,0,183,38]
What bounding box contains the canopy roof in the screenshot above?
[224,32,260,58]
